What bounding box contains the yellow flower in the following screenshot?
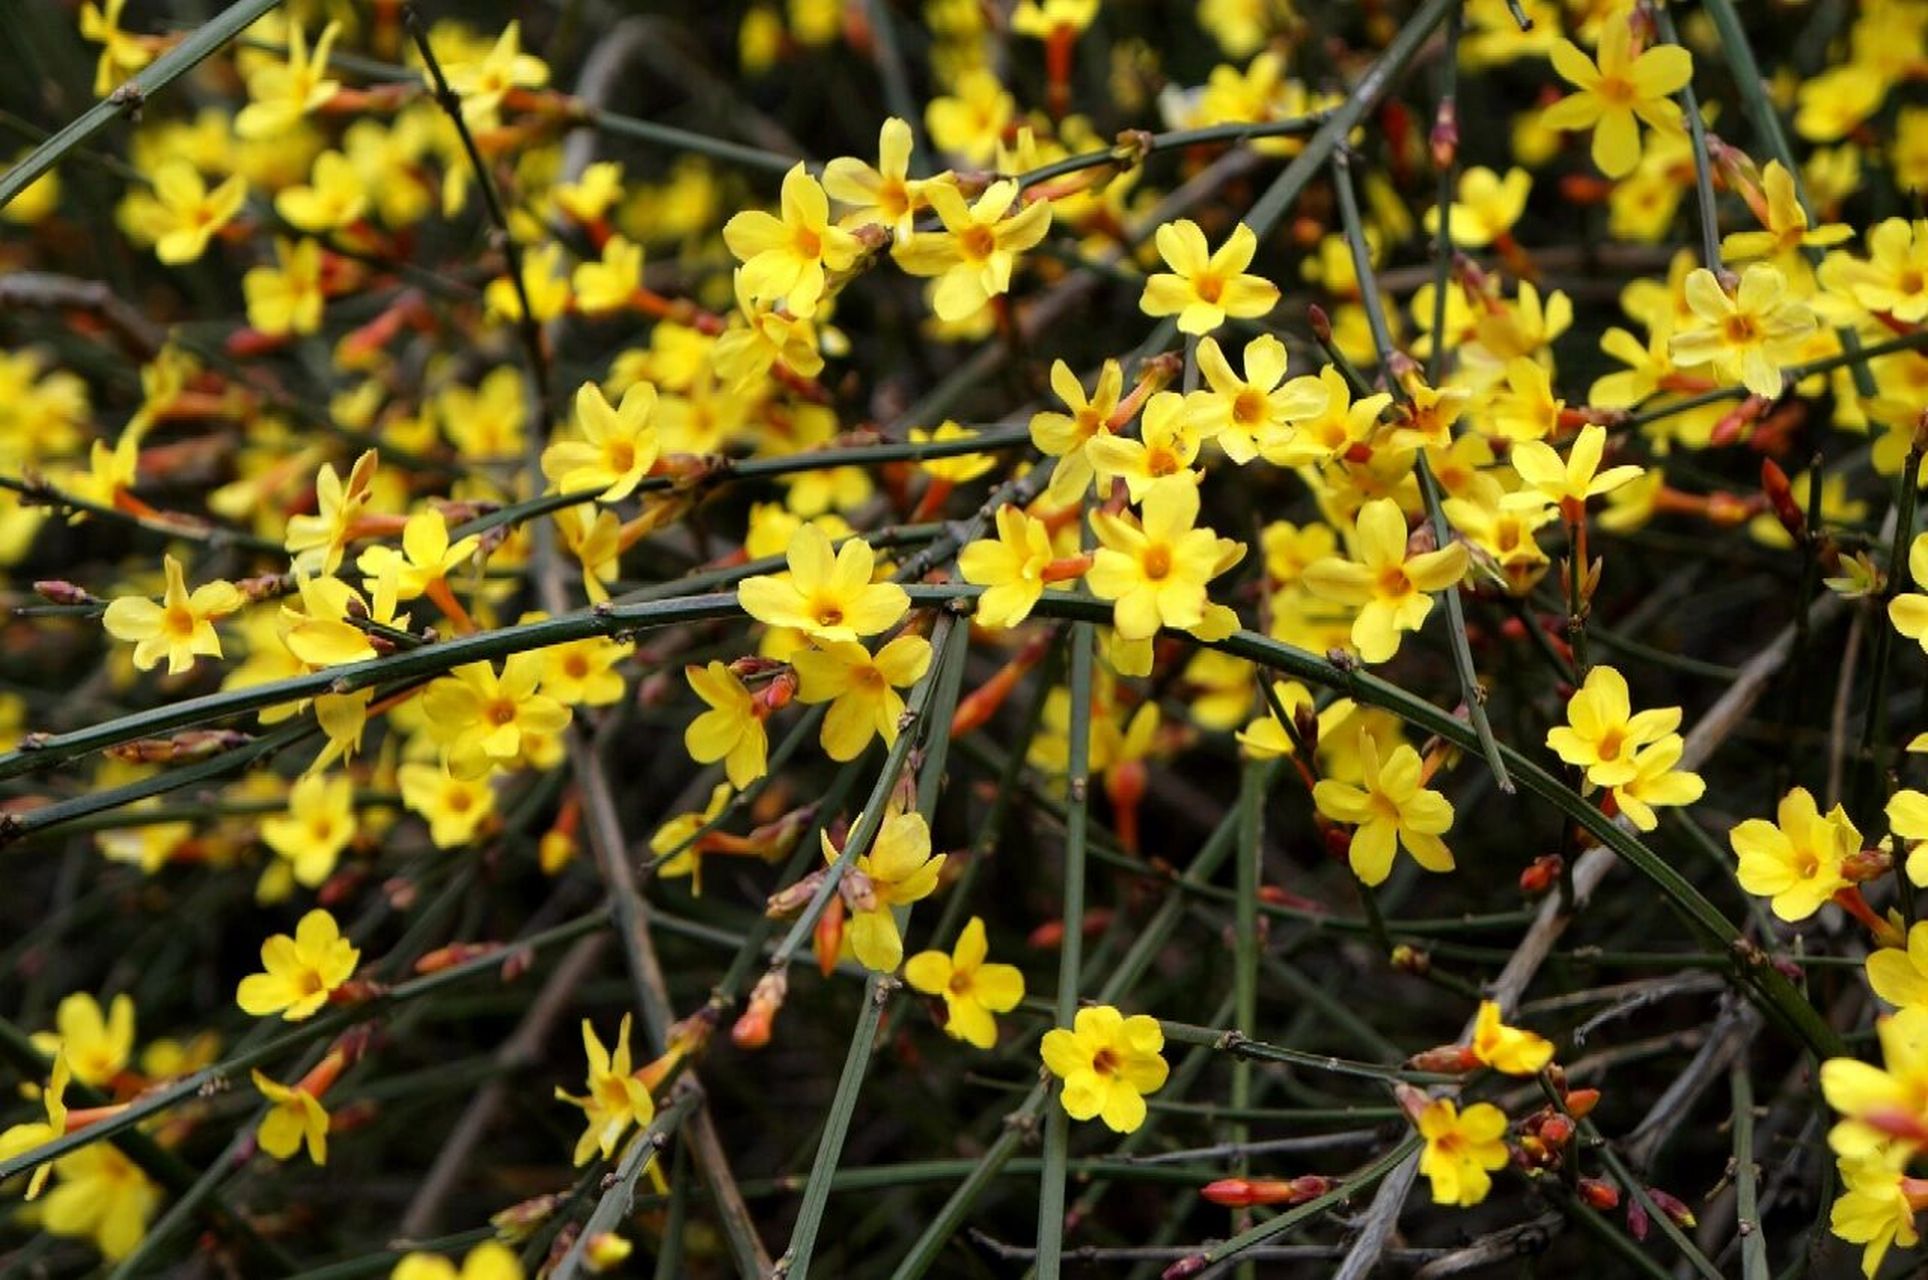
[236,908,360,1021]
[263,772,357,891]
[235,21,342,139]
[41,1142,161,1261]
[31,994,132,1090]
[79,0,154,96]
[1039,1004,1168,1133]
[713,269,824,389]
[553,505,622,604]
[1185,334,1329,465]
[830,809,946,972]
[1669,264,1817,399]
[102,554,244,675]
[1868,923,1928,1012]
[287,450,381,576]
[1312,731,1455,886]
[893,179,1052,322]
[555,1016,655,1166]
[1831,1148,1921,1279]
[398,762,496,849]
[925,68,1013,165]
[738,524,910,644]
[442,20,549,125]
[1011,0,1100,38]
[1723,161,1854,264]
[1545,665,1680,788]
[1840,218,1928,324]
[1729,786,1858,922]
[684,661,768,788]
[357,508,478,603]
[904,917,1025,1049]
[1302,497,1469,664]
[485,242,571,323]
[1260,365,1391,467]
[420,654,573,778]
[539,636,631,707]
[1609,734,1705,832]
[251,1069,330,1165]
[542,382,661,501]
[391,1241,524,1280]
[124,161,246,265]
[1086,392,1201,501]
[1503,423,1645,517]
[1539,12,1693,178]
[793,635,933,761]
[1030,358,1123,504]
[0,1049,69,1199]
[1139,219,1280,335]
[571,235,643,314]
[244,237,326,337]
[279,569,407,668]
[959,505,1061,628]
[1470,1001,1554,1075]
[1087,474,1243,642]
[1425,166,1531,248]
[824,118,932,238]
[650,782,733,892]
[1890,788,1928,886]
[1822,1007,1928,1157]
[1415,1098,1510,1206]
[276,150,367,233]
[724,163,861,317]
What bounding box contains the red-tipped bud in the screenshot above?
[1407,1045,1480,1074]
[1579,1177,1620,1210]
[413,942,501,974]
[33,580,95,606]
[1843,847,1895,883]
[732,971,787,1051]
[1563,1087,1601,1119]
[815,894,846,977]
[1200,1175,1332,1208]
[1645,1186,1696,1228]
[1520,854,1563,896]
[1161,1257,1209,1280]
[1539,1114,1575,1148]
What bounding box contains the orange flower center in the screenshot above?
[1232,390,1266,425]
[606,440,636,473]
[959,224,998,262]
[1091,1047,1119,1076]
[1375,565,1412,598]
[794,226,823,259]
[162,603,198,639]
[1596,74,1637,107]
[1722,313,1760,345]
[1194,272,1225,303]
[1595,727,1627,761]
[814,601,845,628]
[1141,545,1173,581]
[486,699,518,727]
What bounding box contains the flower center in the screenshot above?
[948,971,974,996]
[1794,848,1822,879]
[1232,390,1266,425]
[1722,313,1760,345]
[958,224,998,262]
[1141,545,1173,581]
[607,440,636,473]
[486,699,518,727]
[1596,74,1637,107]
[794,226,823,259]
[1194,272,1225,303]
[1146,446,1180,476]
[1596,727,1626,761]
[815,602,845,628]
[1375,565,1412,598]
[1901,269,1925,295]
[296,969,326,997]
[162,604,198,639]
[1091,1047,1119,1077]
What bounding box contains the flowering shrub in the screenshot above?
[1,0,1927,1276]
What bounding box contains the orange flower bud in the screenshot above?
[413,942,501,974]
[1199,1175,1331,1208]
[815,894,846,977]
[1406,1045,1480,1074]
[1519,854,1563,896]
[1563,1087,1601,1119]
[1579,1177,1620,1210]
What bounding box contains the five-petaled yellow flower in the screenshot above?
[723,162,861,318]
[960,504,1065,629]
[684,661,769,788]
[1312,731,1455,886]
[893,179,1052,321]
[830,809,947,972]
[1503,423,1645,518]
[1139,219,1280,335]
[102,554,244,675]
[1040,1004,1169,1134]
[555,1015,656,1166]
[420,654,573,779]
[1302,497,1469,664]
[126,162,247,265]
[1415,1098,1510,1206]
[738,524,909,644]
[1087,474,1243,642]
[236,909,360,1021]
[1668,264,1817,399]
[1730,786,1858,922]
[251,1069,331,1165]
[542,382,661,501]
[904,917,1026,1049]
[793,635,933,761]
[1545,665,1679,788]
[1541,11,1693,178]
[824,117,933,239]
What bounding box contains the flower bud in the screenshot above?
[1199,1175,1331,1208]
[1645,1186,1696,1228]
[1519,854,1563,896]
[732,971,788,1051]
[1579,1177,1620,1210]
[1563,1087,1601,1119]
[490,1194,561,1242]
[1406,1045,1479,1074]
[1390,943,1430,975]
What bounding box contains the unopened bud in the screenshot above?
[732,971,788,1051]
[584,1232,633,1272]
[32,580,94,606]
[1563,1087,1600,1119]
[1161,1256,1208,1280]
[413,942,500,974]
[1390,943,1430,975]
[1199,1174,1332,1208]
[1579,1177,1620,1210]
[1407,1045,1479,1074]
[490,1194,561,1242]
[1520,854,1563,896]
[1645,1186,1696,1228]
[1307,304,1333,345]
[1539,1114,1575,1147]
[1430,97,1459,169]
[1843,847,1895,883]
[766,869,827,918]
